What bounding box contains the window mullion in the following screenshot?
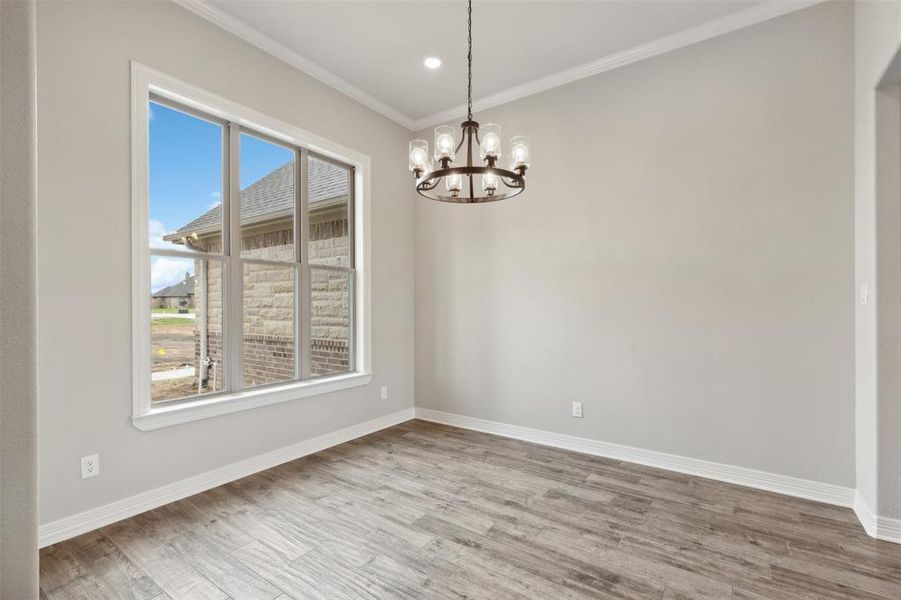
[225,122,244,393]
[348,166,355,269]
[299,149,312,380]
[348,166,357,372]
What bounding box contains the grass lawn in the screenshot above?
[152,317,197,327]
[152,307,195,314]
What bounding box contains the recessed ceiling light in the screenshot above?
[424,57,442,69]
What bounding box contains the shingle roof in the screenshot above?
[152,275,195,297]
[169,158,348,237]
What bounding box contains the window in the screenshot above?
[132,64,370,430]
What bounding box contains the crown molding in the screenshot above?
[172,0,417,130]
[174,0,824,133]
[411,0,825,130]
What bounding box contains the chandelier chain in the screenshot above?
[467,0,473,121]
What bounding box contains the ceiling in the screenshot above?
[180,1,820,129]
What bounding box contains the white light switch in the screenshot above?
[380,386,388,400]
[572,402,583,418]
[860,284,869,305]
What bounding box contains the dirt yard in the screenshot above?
[151,318,196,372]
[147,318,221,402]
[150,318,217,403]
[151,378,199,402]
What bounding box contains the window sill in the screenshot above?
[133,372,373,431]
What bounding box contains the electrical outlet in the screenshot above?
[572,402,583,418]
[81,454,99,479]
[381,385,388,400]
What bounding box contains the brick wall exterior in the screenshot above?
[311,338,350,375]
[192,212,351,385]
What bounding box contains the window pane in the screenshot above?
[308,157,351,267]
[151,255,224,403]
[310,267,352,376]
[149,101,223,253]
[240,133,295,260]
[243,262,296,387]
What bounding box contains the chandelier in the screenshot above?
[408,0,530,203]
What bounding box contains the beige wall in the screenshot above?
[37,0,414,525]
[1,0,39,593]
[856,0,901,521]
[415,1,855,486]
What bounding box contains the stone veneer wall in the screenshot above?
[193,215,350,386]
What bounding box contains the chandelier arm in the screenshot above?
[419,178,442,192]
[454,134,466,156]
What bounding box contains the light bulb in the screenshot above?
[513,146,526,162]
[483,173,498,195]
[446,174,462,196]
[480,123,502,161]
[483,134,499,154]
[434,126,456,161]
[510,135,530,170]
[408,140,429,172]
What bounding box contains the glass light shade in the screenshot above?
[446,174,462,195]
[482,173,499,194]
[510,136,531,170]
[434,126,456,161]
[409,140,430,172]
[480,123,502,160]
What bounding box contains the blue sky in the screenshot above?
[149,101,291,291]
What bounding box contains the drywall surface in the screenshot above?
[415,1,854,487]
[856,0,901,521]
[0,0,39,594]
[874,84,901,521]
[36,0,414,525]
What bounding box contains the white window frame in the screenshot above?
[131,62,372,431]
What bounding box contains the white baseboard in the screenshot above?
[38,407,415,548]
[854,491,878,537]
[854,491,901,544]
[40,405,898,548]
[878,516,901,544]
[414,408,855,509]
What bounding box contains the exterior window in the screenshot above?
[137,86,362,419]
[149,102,225,403]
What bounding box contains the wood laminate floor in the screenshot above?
[40,420,901,599]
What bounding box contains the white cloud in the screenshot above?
[151,256,194,293]
[149,219,168,249]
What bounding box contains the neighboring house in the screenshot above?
[163,158,351,387]
[151,272,195,309]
